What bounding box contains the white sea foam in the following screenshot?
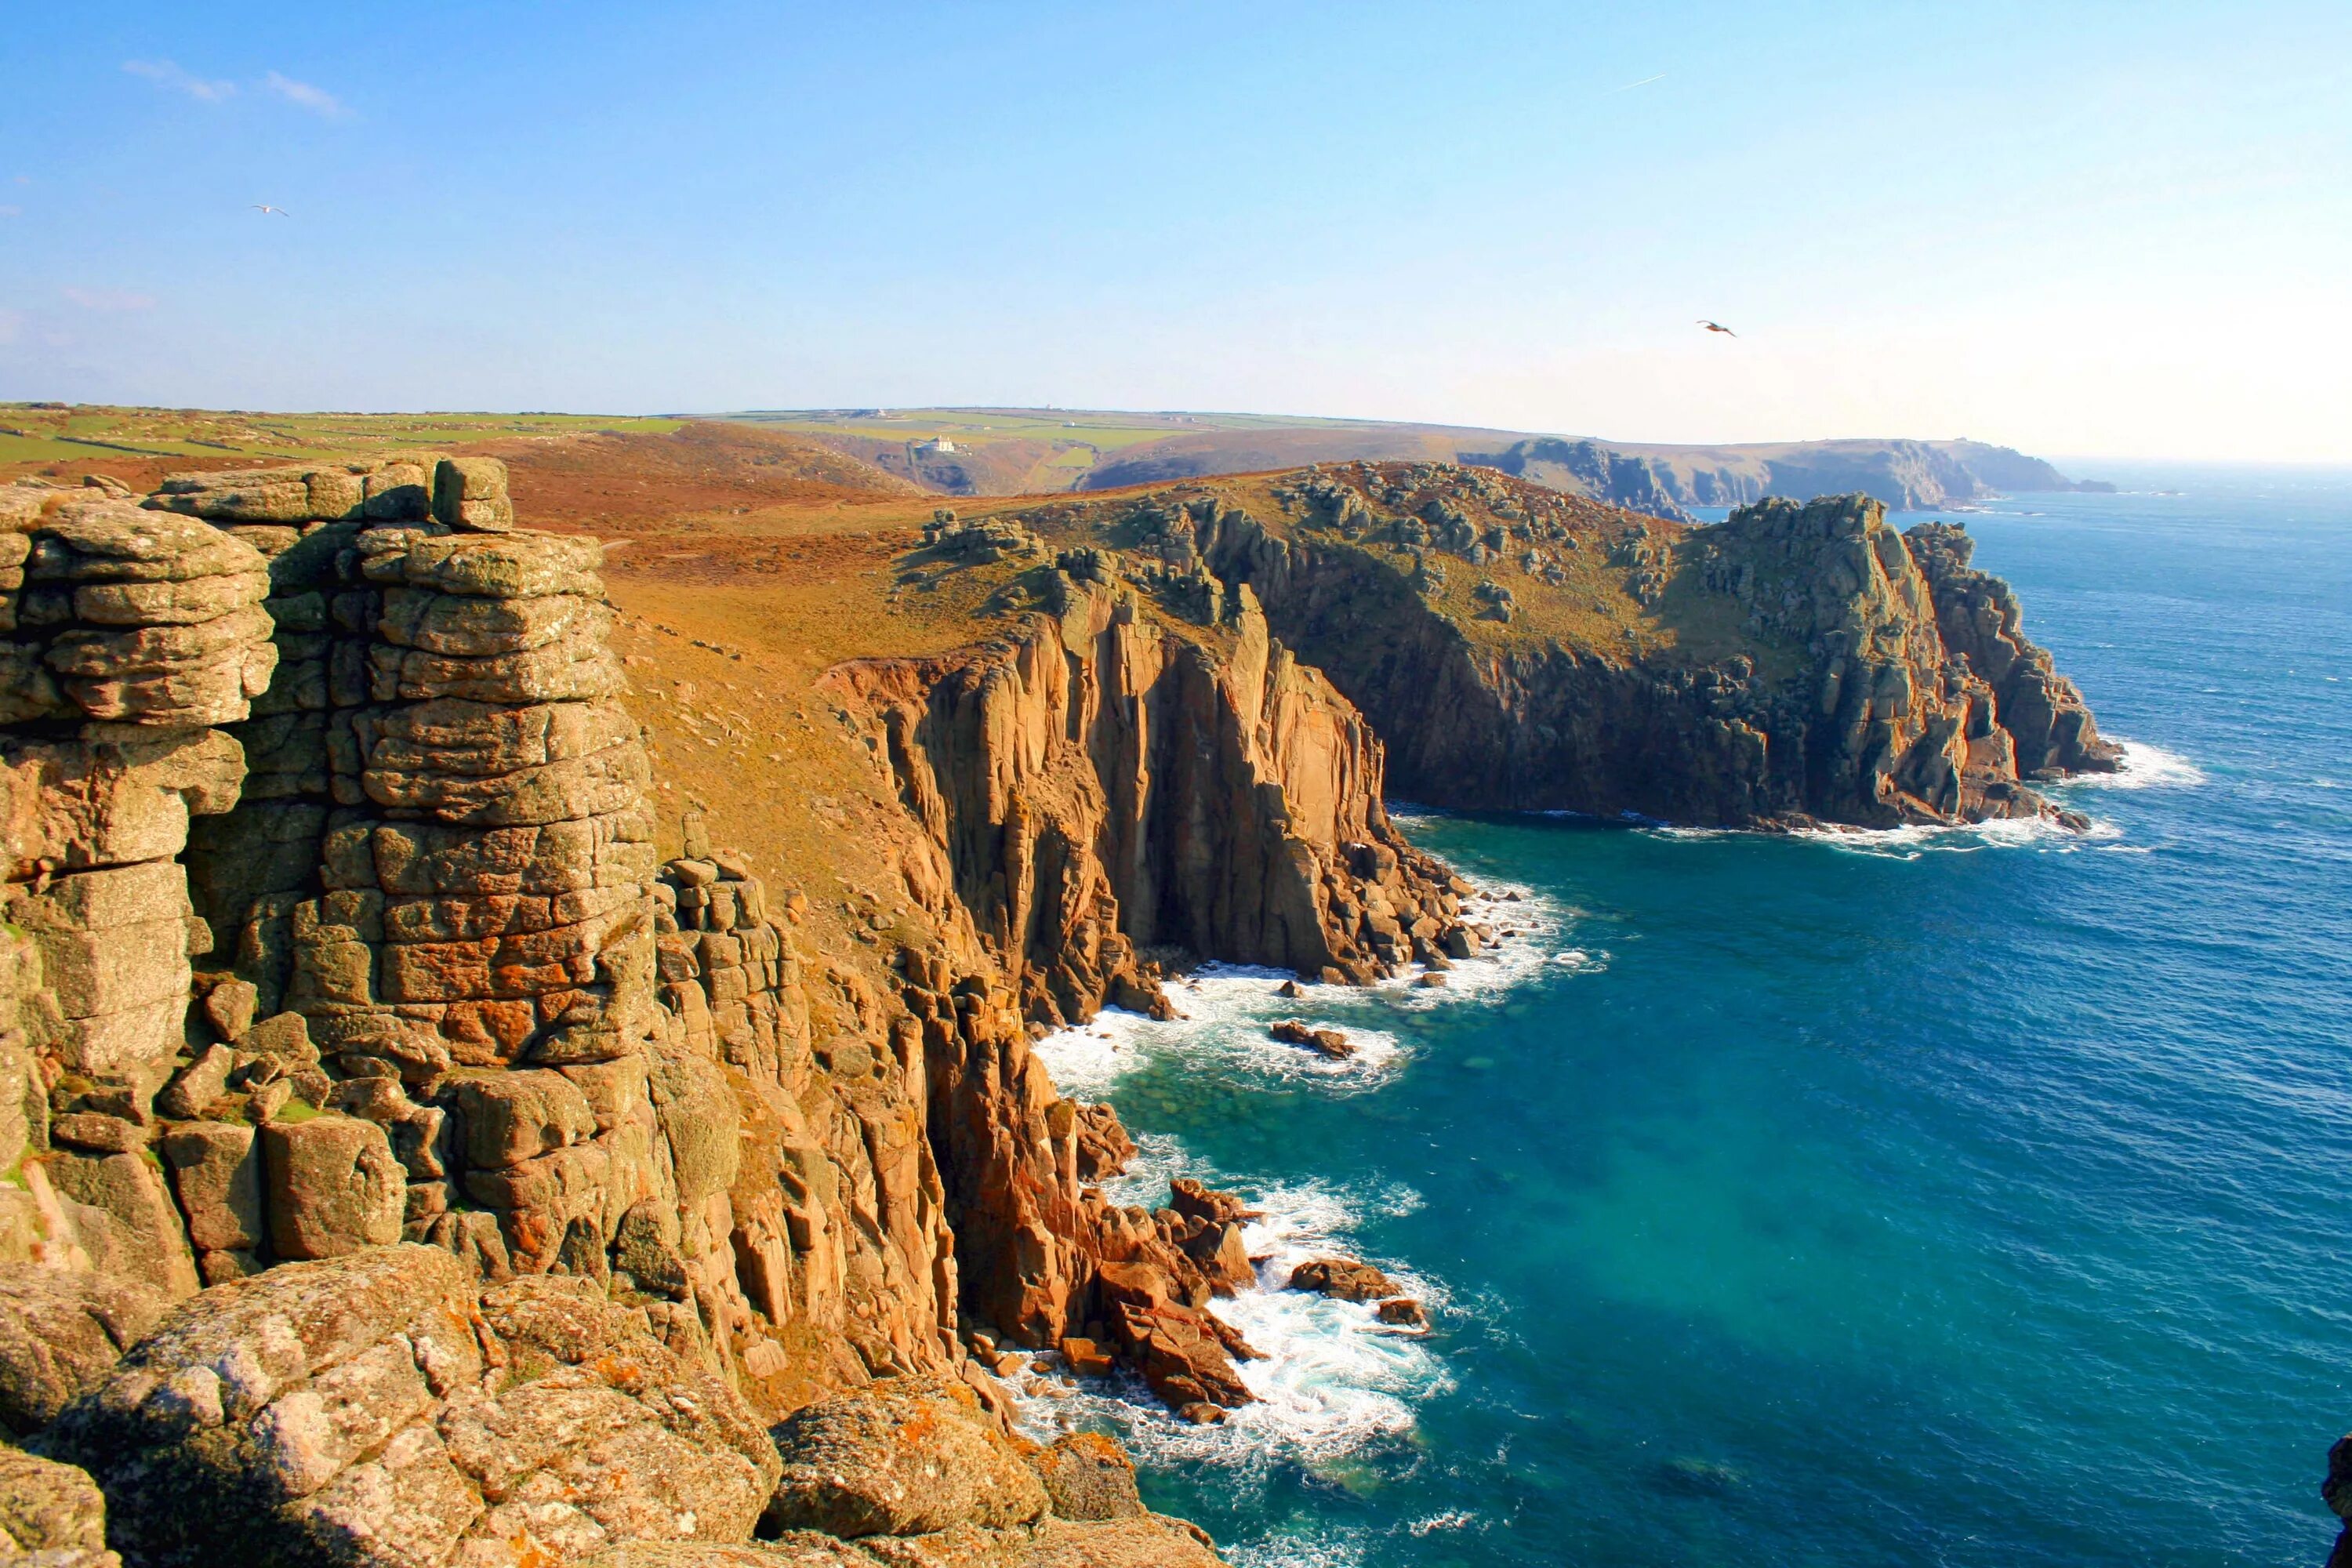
[1406,1509,1480,1537]
[1639,739,2204,855]
[1371,884,1569,1007]
[2063,738,2207,790]
[1780,811,2125,858]
[1029,1007,1157,1097]
[1032,887,1570,1095]
[1009,1157,1451,1479]
[1013,867,1568,1508]
[1228,1531,1371,1568]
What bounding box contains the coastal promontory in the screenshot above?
[0,419,2122,1566]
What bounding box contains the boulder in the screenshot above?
[580,1549,858,1568]
[0,1443,117,1563]
[432,458,516,534]
[157,1043,236,1118]
[576,1518,1229,1567]
[1067,1102,1133,1183]
[203,978,261,1041]
[764,1379,1049,1539]
[0,1269,167,1435]
[1287,1258,1399,1302]
[1092,1263,1256,1410]
[1267,1020,1351,1059]
[1027,1431,1143,1522]
[1054,1338,1114,1379]
[448,1069,598,1168]
[45,1250,779,1568]
[159,1120,267,1281]
[1165,1179,1256,1226]
[1175,1220,1254,1294]
[244,1011,320,1065]
[38,1149,202,1298]
[261,1114,406,1259]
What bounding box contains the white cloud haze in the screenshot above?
[61,286,157,313]
[122,59,234,102]
[263,72,347,118]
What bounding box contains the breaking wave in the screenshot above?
[2062,738,2206,790]
[1008,1163,1451,1471]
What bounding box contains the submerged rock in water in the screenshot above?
[1269,1020,1352,1058]
[1288,1257,1400,1301]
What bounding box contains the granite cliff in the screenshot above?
[0,455,1489,1567]
[953,463,2118,830]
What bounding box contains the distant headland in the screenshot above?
[719,406,2117,517]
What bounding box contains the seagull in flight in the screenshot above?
[251,204,291,216]
[1697,319,1737,337]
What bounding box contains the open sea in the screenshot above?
[1026,463,2352,1568]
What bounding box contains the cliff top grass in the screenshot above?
[944,463,1811,682]
[0,401,688,474]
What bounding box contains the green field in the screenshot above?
[0,405,685,471]
[725,405,1412,450]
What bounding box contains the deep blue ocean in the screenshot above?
[1026,464,2352,1568]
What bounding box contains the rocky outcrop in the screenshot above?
[1,481,278,1294]
[2321,1436,2352,1566]
[1568,436,2111,511]
[766,1380,1047,1538]
[833,566,1467,1010]
[1900,521,2120,777]
[40,1246,780,1568]
[1287,1258,1399,1301]
[827,557,1483,1413]
[1460,437,1695,522]
[0,1443,118,1565]
[754,1382,1219,1566]
[1150,468,2118,827]
[0,1269,167,1436]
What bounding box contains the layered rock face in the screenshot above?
[1168,470,2118,827]
[1,482,277,1295]
[143,460,964,1398]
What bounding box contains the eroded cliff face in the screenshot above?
[1080,465,2121,829]
[826,546,1471,1411]
[833,574,1452,1012]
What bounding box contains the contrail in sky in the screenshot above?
[1610,73,1668,93]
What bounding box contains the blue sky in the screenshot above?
[4,1,2347,460]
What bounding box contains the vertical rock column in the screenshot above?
[652,838,959,1381]
[168,454,445,1014]
[289,517,663,1275]
[0,485,274,1292]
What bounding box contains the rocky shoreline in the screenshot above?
[0,452,2128,1566]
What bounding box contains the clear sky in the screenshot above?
[5,2,2347,461]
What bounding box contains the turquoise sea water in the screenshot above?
[1025,465,2352,1568]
